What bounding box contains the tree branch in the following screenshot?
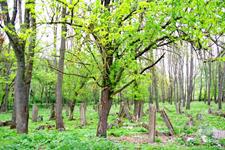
[113,53,165,95]
[47,60,103,87]
[140,52,165,74]
[11,0,18,24]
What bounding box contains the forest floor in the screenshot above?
[0,102,225,150]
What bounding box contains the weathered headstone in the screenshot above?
[32,104,38,122]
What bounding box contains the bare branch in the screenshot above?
[140,52,165,74]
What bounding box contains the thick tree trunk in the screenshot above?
[80,102,87,126]
[96,87,112,137]
[55,7,67,130]
[15,52,29,133]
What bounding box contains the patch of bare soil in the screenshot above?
[108,133,174,144]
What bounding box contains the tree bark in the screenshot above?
[161,51,166,103]
[10,99,16,129]
[0,54,11,112]
[207,61,212,105]
[0,83,9,112]
[198,70,203,101]
[133,100,143,121]
[96,86,112,137]
[49,103,56,120]
[118,97,132,120]
[80,102,87,126]
[68,100,75,120]
[55,6,67,130]
[149,104,156,143]
[15,50,28,133]
[218,62,223,110]
[186,45,193,110]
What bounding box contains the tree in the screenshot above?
[55,6,67,130]
[186,44,194,110]
[43,0,224,137]
[0,0,36,133]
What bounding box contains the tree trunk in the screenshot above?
[203,64,208,103]
[0,0,36,133]
[218,59,224,109]
[133,100,143,121]
[213,66,217,103]
[80,102,87,126]
[49,103,56,120]
[148,86,153,104]
[15,52,29,133]
[153,71,159,110]
[168,53,173,105]
[149,104,156,143]
[185,49,189,107]
[55,6,67,130]
[68,100,75,120]
[96,87,112,137]
[0,83,9,112]
[10,99,16,129]
[118,99,132,120]
[0,57,11,112]
[186,45,193,110]
[161,52,166,103]
[178,59,185,110]
[207,61,212,105]
[198,70,203,101]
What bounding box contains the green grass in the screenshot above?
[0,102,224,150]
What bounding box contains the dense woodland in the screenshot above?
[0,0,225,149]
